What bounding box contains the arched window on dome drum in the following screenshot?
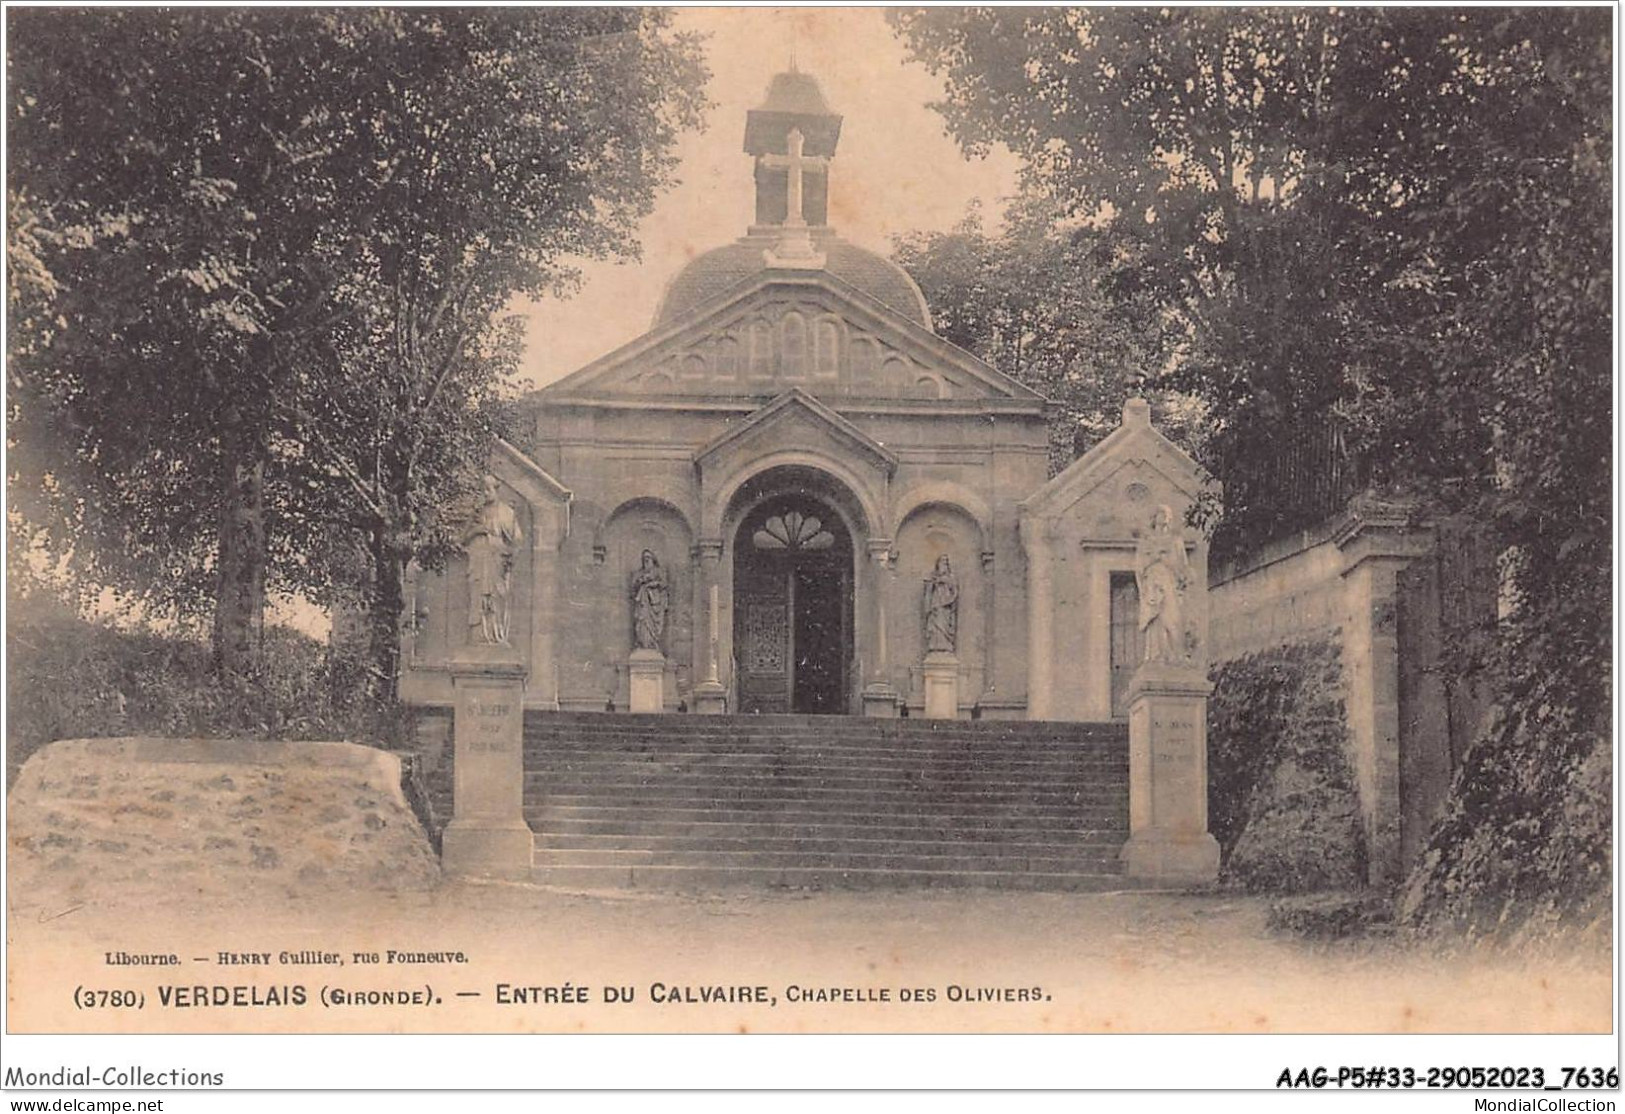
[912,375,943,399]
[813,317,841,378]
[748,321,773,379]
[849,338,879,389]
[780,311,807,380]
[882,355,910,394]
[715,335,741,381]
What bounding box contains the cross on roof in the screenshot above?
[760,127,828,229]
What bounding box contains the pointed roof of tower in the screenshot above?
[759,69,835,116]
[744,70,842,156]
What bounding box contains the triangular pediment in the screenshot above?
[491,437,571,504]
[694,388,898,477]
[487,437,572,547]
[1021,399,1216,525]
[538,271,1044,410]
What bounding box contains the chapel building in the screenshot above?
[401,70,1211,728]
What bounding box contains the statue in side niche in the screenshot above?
[922,554,959,655]
[1136,505,1192,665]
[466,474,522,645]
[630,549,670,654]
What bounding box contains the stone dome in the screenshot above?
[653,233,934,331]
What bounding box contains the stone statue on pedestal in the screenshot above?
[922,554,959,654]
[466,474,521,646]
[1136,505,1191,664]
[630,549,670,653]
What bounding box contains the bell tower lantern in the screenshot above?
[744,69,843,228]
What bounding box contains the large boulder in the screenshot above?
[7,737,439,917]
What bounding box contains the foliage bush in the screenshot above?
[1398,700,1611,947]
[6,597,357,788]
[1209,640,1367,892]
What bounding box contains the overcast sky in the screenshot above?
[517,7,1023,387]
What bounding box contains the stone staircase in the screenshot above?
[518,712,1132,892]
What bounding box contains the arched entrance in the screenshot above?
[732,491,855,714]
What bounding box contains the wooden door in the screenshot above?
[737,564,791,714]
[792,563,848,714]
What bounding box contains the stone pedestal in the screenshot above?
[693,680,727,715]
[628,648,666,713]
[862,682,900,718]
[442,646,533,880]
[922,652,960,719]
[1121,663,1220,884]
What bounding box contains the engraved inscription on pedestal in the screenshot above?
[442,657,532,879]
[1149,713,1200,833]
[463,693,519,766]
[454,679,524,782]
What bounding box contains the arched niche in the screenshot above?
[601,497,695,661]
[893,482,992,537]
[892,501,987,710]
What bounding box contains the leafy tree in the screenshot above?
[893,7,1611,934]
[9,10,709,710]
[889,9,1506,533]
[272,9,709,705]
[892,197,1200,471]
[8,9,352,672]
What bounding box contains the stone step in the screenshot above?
[530,766,1124,784]
[523,734,1128,749]
[529,786,1125,808]
[529,803,1126,827]
[535,832,1125,856]
[534,817,1123,842]
[527,748,1123,764]
[524,711,1122,729]
[523,727,1127,745]
[531,785,1125,808]
[529,864,1134,893]
[532,847,1124,872]
[523,726,1127,744]
[527,767,1126,790]
[529,803,1124,825]
[415,712,1139,893]
[525,777,1125,803]
[527,745,1126,765]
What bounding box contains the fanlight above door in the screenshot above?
[752,510,836,551]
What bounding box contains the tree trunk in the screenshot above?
[365,519,411,712]
[213,447,267,677]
